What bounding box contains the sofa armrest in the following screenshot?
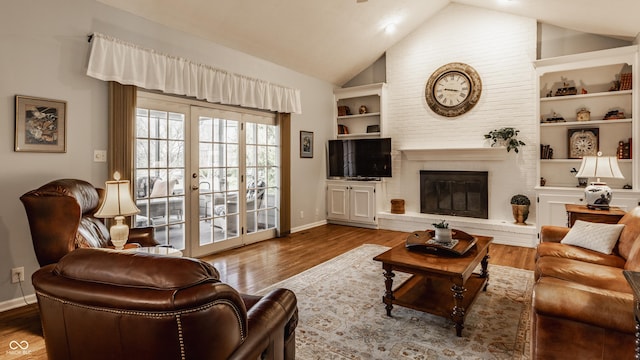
[540,225,570,243]
[127,227,159,247]
[229,288,298,360]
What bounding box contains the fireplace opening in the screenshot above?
[420,170,488,219]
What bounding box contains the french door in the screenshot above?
[134,93,279,257]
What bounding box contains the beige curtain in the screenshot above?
[108,82,136,182]
[278,112,291,237]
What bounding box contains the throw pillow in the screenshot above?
[560,220,625,254]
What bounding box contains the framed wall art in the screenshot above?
[300,131,313,158]
[15,95,67,153]
[568,128,599,159]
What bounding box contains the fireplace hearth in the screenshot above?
[420,170,488,219]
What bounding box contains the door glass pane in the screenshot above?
[133,108,186,250]
[198,116,240,246]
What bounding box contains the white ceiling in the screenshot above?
[98,0,640,85]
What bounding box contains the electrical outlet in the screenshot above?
[93,150,107,162]
[11,267,24,284]
[300,210,304,218]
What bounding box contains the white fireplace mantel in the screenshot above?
[399,146,507,161]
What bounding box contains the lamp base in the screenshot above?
[584,182,613,210]
[109,215,130,250]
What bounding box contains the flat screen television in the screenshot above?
[327,138,392,179]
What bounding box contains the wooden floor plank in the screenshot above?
[0,224,536,359]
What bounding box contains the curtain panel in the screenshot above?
[87,33,302,114]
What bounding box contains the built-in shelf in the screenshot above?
[540,90,631,102]
[540,118,632,127]
[400,147,507,161]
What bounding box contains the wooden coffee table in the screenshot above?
[373,235,492,337]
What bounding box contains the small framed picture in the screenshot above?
[300,131,313,158]
[15,95,67,153]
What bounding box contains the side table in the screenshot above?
[126,246,183,257]
[564,204,626,227]
[623,270,640,360]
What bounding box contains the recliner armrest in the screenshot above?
[229,288,298,360]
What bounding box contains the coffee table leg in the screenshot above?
[451,283,467,337]
[382,264,395,316]
[480,253,490,291]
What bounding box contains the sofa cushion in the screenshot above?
[532,276,635,334]
[560,220,625,254]
[536,242,626,268]
[536,256,632,293]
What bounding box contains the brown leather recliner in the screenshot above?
[20,178,159,266]
[531,206,640,359]
[32,248,298,360]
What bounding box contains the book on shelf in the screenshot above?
[620,73,633,91]
[618,138,632,159]
[337,124,349,135]
[540,144,553,159]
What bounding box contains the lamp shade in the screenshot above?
[574,156,624,180]
[95,175,140,218]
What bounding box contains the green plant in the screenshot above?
[484,127,526,153]
[432,219,449,229]
[510,194,531,205]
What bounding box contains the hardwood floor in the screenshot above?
[0,224,536,359]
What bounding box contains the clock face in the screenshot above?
[569,129,599,159]
[434,71,471,107]
[425,63,482,117]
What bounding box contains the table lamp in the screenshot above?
[574,152,624,210]
[94,171,140,249]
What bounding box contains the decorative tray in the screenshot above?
[405,229,478,256]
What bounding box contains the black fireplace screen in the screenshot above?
[420,170,488,219]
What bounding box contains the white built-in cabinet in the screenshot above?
[535,46,640,231]
[326,181,377,228]
[326,83,387,228]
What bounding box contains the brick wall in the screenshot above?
[384,4,538,223]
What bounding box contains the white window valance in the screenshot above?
[86,33,302,114]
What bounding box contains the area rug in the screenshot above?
[257,244,533,360]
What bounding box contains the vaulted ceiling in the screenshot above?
[98,0,640,85]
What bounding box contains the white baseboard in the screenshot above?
[0,294,37,313]
[378,211,538,248]
[291,219,327,233]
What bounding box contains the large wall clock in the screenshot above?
[425,62,482,117]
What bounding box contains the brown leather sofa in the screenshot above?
[21,178,159,266]
[531,206,640,359]
[32,248,298,360]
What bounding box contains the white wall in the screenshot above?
[0,0,333,307]
[383,4,538,223]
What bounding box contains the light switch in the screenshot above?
[93,150,107,162]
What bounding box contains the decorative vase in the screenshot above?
[435,228,452,243]
[512,204,529,225]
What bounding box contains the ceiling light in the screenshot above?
[384,23,397,34]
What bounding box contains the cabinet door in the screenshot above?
[537,193,583,228]
[327,184,350,221]
[349,185,375,224]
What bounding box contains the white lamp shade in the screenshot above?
[575,156,624,180]
[94,180,140,218]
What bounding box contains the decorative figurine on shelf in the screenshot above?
[576,108,590,121]
[359,105,367,114]
[545,112,565,123]
[581,88,588,94]
[540,177,546,186]
[555,81,577,96]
